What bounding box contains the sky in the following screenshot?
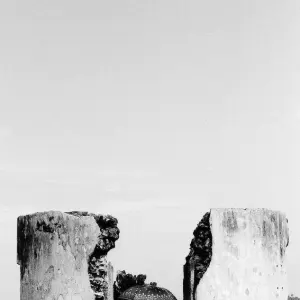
[0,0,300,299]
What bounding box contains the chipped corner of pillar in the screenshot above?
[17,210,120,300]
[186,208,289,300]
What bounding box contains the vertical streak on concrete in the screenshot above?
[183,258,195,300]
[196,208,289,300]
[107,262,114,300]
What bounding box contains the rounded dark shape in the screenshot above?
[119,284,177,300]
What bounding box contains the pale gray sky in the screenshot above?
[1,0,300,299]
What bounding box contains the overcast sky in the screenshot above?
[1,0,300,299]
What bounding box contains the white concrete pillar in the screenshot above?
[196,208,289,300]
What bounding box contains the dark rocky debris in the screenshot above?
[113,270,147,300]
[183,211,212,300]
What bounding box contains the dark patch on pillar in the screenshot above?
[17,215,34,280]
[17,214,65,280]
[183,212,212,300]
[262,220,268,237]
[36,217,68,248]
[222,210,238,237]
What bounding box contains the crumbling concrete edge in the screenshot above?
[66,211,120,300]
[183,210,213,300]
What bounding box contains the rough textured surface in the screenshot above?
[194,208,289,300]
[119,282,177,300]
[17,211,119,300]
[289,295,300,300]
[113,270,147,300]
[183,212,212,300]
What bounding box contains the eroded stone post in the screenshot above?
[17,211,119,300]
[184,208,289,300]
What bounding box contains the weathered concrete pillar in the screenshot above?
[184,208,289,300]
[17,211,119,300]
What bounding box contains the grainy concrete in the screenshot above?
[196,208,289,300]
[17,211,119,300]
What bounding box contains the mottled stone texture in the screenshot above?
[191,208,289,300]
[17,211,119,300]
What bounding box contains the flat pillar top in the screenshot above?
[211,208,286,214]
